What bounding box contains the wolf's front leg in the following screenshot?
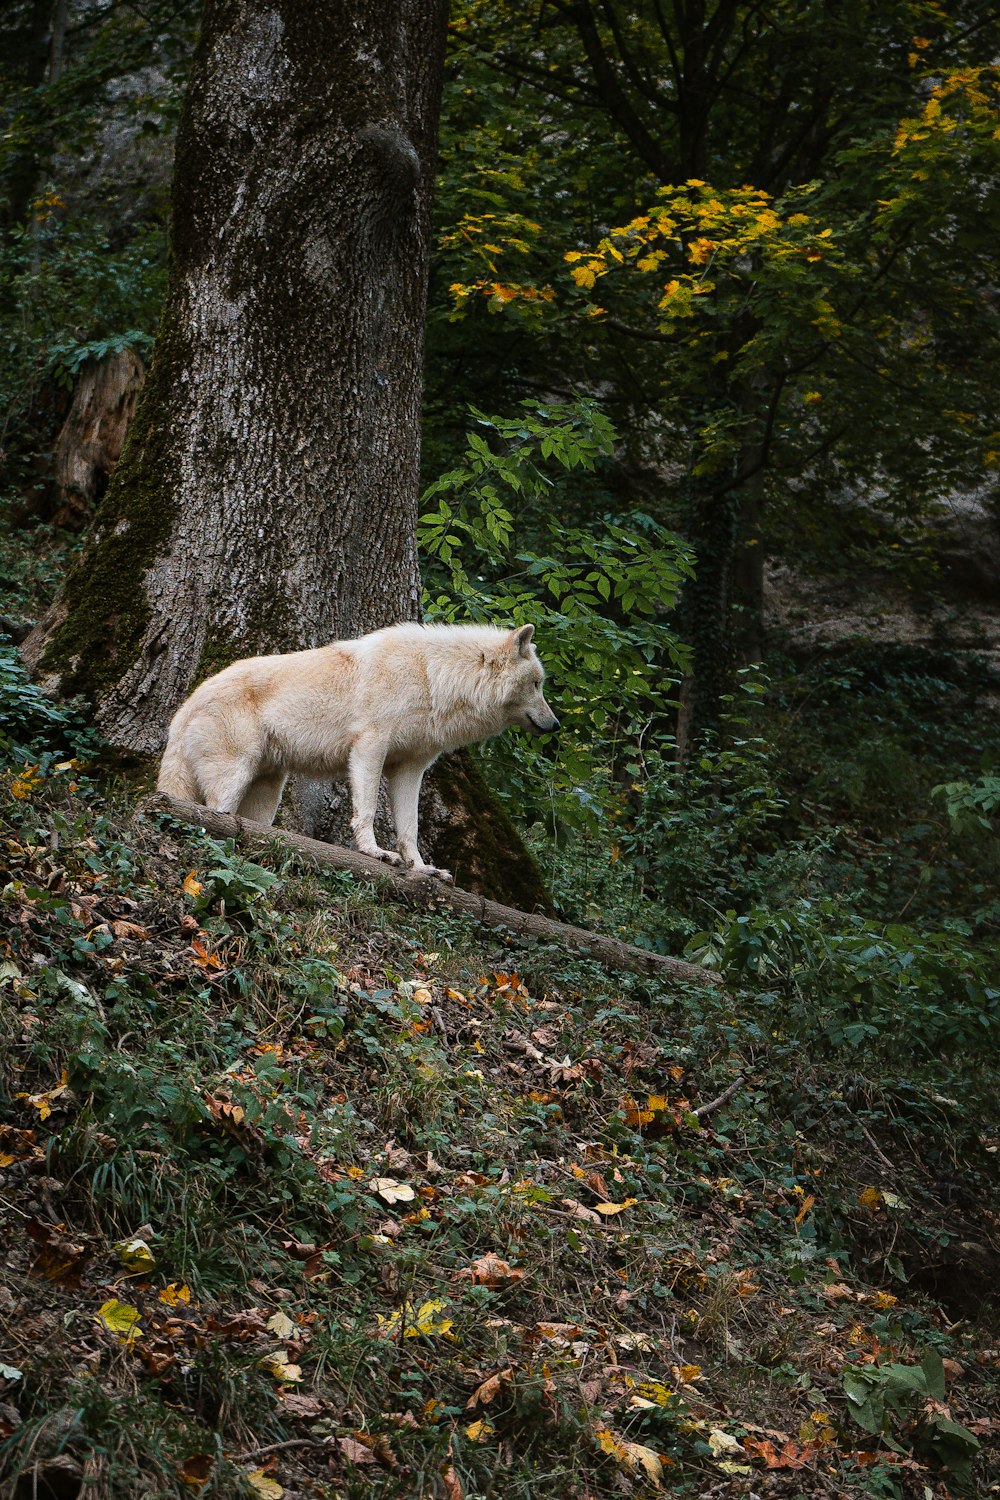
[385,761,453,883]
[348,743,403,867]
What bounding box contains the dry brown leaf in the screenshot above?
[560,1197,601,1224]
[338,1435,376,1466]
[466,1367,514,1409]
[455,1253,525,1287]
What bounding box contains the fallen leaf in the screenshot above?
[820,1281,857,1302]
[376,1299,453,1339]
[178,1452,213,1488]
[744,1436,813,1470]
[278,1390,325,1418]
[794,1192,816,1224]
[182,872,203,897]
[190,936,224,972]
[622,1440,665,1485]
[110,919,149,940]
[465,1418,493,1442]
[95,1298,143,1345]
[259,1350,302,1383]
[159,1282,191,1305]
[267,1310,297,1340]
[455,1252,525,1287]
[116,1237,156,1272]
[466,1368,513,1409]
[17,1069,71,1121]
[246,1471,283,1498]
[370,1177,416,1204]
[708,1429,744,1459]
[338,1435,376,1466]
[593,1198,637,1216]
[561,1197,601,1224]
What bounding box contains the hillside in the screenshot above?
[2,676,998,1500]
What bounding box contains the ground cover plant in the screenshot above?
[1,653,999,1499]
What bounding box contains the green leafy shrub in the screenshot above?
[0,643,99,763]
[419,400,692,835]
[842,1348,980,1484]
[688,897,1000,1059]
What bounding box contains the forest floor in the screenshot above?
[1,754,999,1500]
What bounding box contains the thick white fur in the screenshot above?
[157,621,558,880]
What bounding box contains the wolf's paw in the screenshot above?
[406,861,454,884]
[359,844,404,867]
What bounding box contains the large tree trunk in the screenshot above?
[22,0,550,907]
[25,0,442,723]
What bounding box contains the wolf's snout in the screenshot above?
[528,708,559,733]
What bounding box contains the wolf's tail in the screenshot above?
[157,736,200,803]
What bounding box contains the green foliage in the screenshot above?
[843,1348,980,1483]
[3,657,999,1498]
[0,643,99,763]
[933,769,1000,838]
[420,399,692,829]
[0,212,164,476]
[689,899,1000,1059]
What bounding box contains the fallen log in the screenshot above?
[147,795,722,986]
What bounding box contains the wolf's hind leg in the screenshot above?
[348,743,403,866]
[385,761,452,882]
[237,773,287,825]
[195,756,257,816]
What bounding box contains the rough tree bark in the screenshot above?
[22,0,550,907]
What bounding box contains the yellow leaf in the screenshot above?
[621,1440,664,1486]
[858,1186,882,1209]
[370,1178,416,1205]
[95,1298,143,1344]
[159,1282,191,1305]
[594,1199,637,1216]
[465,1419,494,1443]
[267,1310,297,1340]
[376,1299,453,1340]
[116,1237,156,1272]
[246,1471,283,1498]
[10,764,43,800]
[182,872,203,897]
[259,1350,303,1383]
[794,1192,816,1224]
[708,1429,744,1459]
[412,987,432,1005]
[16,1069,70,1123]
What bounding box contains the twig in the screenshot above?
[692,1076,745,1119]
[233,1438,326,1463]
[856,1117,896,1175]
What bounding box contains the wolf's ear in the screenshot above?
[511,623,535,658]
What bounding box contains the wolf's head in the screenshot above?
[496,624,559,736]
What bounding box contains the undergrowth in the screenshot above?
[1,656,998,1499]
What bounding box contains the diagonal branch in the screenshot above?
[148,796,724,986]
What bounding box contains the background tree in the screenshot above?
[434,0,1000,738]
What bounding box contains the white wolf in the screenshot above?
[157,621,558,881]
